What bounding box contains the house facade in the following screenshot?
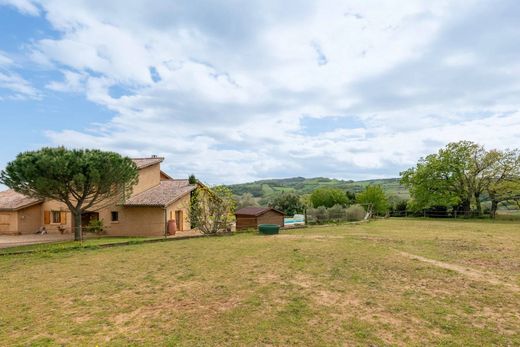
[0,157,196,236]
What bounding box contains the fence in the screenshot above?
[388,210,520,220]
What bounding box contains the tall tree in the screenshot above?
[486,149,520,217]
[235,192,259,210]
[268,191,304,216]
[310,188,348,208]
[356,185,389,215]
[402,141,493,215]
[0,147,139,241]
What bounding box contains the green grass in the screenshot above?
[0,219,519,346]
[0,236,157,255]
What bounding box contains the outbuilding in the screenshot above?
[235,207,285,230]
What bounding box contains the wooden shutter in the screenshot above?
[44,211,51,224]
[60,212,67,224]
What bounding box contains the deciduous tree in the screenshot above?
[356,185,388,215]
[268,191,304,216]
[189,185,235,234]
[310,188,348,208]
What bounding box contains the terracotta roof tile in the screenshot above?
[124,180,196,207]
[131,157,164,169]
[0,190,43,211]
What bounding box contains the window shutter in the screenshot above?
[60,212,67,224]
[44,211,50,224]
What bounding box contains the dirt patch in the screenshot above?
[399,251,520,292]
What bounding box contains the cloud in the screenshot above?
[0,51,40,99]
[0,0,39,16]
[4,0,520,183]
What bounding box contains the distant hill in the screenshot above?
[227,177,409,200]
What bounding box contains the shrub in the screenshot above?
[307,206,329,224]
[328,204,346,221]
[345,204,366,221]
[86,219,104,234]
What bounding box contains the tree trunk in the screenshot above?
[474,192,482,216]
[462,198,471,218]
[490,199,498,219]
[74,211,82,241]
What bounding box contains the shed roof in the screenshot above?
[131,157,164,169]
[123,180,196,207]
[235,207,285,216]
[0,189,43,211]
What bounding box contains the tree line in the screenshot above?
[401,141,520,218]
[235,141,520,219]
[235,184,390,217]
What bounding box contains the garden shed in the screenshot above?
[235,207,285,230]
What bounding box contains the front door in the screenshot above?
[175,210,183,231]
[81,212,99,231]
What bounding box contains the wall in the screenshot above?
[236,215,258,230]
[98,206,166,237]
[0,211,18,235]
[41,200,72,233]
[133,164,161,195]
[17,204,42,234]
[257,211,284,227]
[166,194,191,232]
[160,171,171,181]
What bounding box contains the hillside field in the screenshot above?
[1,219,519,346]
[227,177,409,200]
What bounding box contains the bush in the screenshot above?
[345,204,366,221]
[328,204,346,221]
[86,219,104,234]
[307,206,329,224]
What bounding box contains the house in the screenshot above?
[0,157,197,236]
[235,207,285,230]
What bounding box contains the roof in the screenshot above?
[0,189,43,211]
[123,180,196,207]
[131,157,164,169]
[235,207,285,216]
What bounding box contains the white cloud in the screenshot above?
[5,0,520,183]
[0,52,40,99]
[0,51,13,66]
[0,0,39,16]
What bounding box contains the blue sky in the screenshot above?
[1,0,520,187]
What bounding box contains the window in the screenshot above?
[111,211,119,222]
[52,211,61,224]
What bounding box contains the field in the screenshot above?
[227,177,409,200]
[1,219,519,346]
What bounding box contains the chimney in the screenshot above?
[151,154,157,158]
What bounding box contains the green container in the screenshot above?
[258,224,280,235]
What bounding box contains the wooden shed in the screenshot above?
[235,207,285,230]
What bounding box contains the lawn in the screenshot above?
[0,219,519,346]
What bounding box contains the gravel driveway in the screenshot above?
[0,234,74,249]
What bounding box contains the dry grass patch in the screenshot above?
[0,219,519,346]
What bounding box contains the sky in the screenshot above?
[1,0,520,187]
